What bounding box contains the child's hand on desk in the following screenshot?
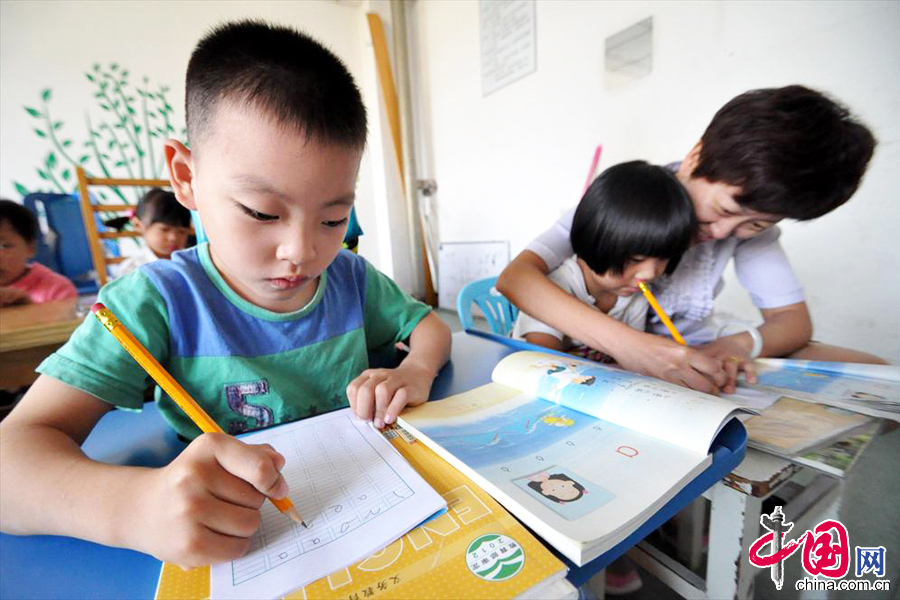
[346,360,436,429]
[136,433,289,569]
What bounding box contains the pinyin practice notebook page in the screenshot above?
[210,408,446,600]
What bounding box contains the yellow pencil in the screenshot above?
[91,302,306,527]
[637,281,687,346]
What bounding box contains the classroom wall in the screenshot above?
[411,0,900,363]
[0,0,419,290]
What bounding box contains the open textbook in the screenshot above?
[398,351,751,566]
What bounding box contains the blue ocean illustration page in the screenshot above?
[490,352,748,455]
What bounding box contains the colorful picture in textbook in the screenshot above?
[515,468,614,519]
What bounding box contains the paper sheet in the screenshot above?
[210,408,446,600]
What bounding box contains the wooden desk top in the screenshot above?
[723,448,799,496]
[0,297,84,352]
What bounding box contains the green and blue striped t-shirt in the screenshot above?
[38,243,431,439]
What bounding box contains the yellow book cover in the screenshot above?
[156,427,567,600]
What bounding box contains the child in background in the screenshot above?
[105,188,192,277]
[0,199,77,306]
[513,161,695,359]
[513,162,695,597]
[0,21,451,569]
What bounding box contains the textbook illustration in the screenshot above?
[157,423,569,600]
[398,351,752,566]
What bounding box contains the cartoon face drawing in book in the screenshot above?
[514,467,615,520]
[527,471,587,503]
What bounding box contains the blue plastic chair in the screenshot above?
[456,276,520,336]
[23,193,102,294]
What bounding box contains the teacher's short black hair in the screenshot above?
[693,85,875,220]
[0,199,38,244]
[571,161,696,276]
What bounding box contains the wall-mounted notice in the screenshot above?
[480,0,536,97]
[437,241,510,311]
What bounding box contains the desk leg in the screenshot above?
[706,482,760,600]
[675,498,708,573]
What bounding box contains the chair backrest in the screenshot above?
[76,166,170,287]
[23,193,98,294]
[456,276,520,336]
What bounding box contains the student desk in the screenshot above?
[0,332,745,599]
[0,297,84,389]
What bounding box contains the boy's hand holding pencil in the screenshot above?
[135,432,290,568]
[90,302,305,567]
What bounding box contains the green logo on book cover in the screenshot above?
[466,534,525,581]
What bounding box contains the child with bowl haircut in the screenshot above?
[513,161,695,354]
[0,21,451,569]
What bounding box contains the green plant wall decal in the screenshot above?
[15,62,185,204]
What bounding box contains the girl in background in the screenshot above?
[107,188,192,277]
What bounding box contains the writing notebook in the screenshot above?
[210,408,446,600]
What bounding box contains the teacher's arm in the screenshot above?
[497,251,727,393]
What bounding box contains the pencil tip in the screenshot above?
[285,506,306,526]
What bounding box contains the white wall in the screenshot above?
[412,0,900,363]
[0,0,408,280]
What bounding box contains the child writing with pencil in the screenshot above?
[512,161,697,359]
[0,21,451,568]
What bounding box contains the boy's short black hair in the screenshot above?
[571,161,696,276]
[692,85,876,220]
[0,199,38,244]
[104,189,190,231]
[185,20,367,152]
